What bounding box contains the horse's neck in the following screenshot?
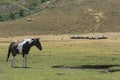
[20,40,33,49]
[29,44,33,49]
[22,39,33,47]
[29,42,35,48]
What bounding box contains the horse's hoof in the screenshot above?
[23,66,27,68]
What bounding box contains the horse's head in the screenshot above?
[32,38,42,50]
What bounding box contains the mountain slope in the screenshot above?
[0,0,50,21]
[0,0,120,37]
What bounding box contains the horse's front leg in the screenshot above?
[22,54,27,68]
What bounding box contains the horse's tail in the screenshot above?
[6,47,11,61]
[6,42,13,62]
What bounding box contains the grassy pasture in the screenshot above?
[0,35,120,80]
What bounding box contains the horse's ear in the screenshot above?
[32,38,39,41]
[32,39,35,40]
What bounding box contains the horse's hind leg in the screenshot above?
[11,52,16,68]
[11,56,15,68]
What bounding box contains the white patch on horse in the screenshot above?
[17,39,33,53]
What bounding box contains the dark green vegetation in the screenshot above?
[0,0,50,21]
[0,37,120,80]
[0,0,120,37]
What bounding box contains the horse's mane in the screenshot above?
[22,39,33,44]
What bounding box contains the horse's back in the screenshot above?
[9,42,19,50]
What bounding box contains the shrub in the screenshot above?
[19,9,25,17]
[9,12,15,20]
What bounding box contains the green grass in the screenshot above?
[0,38,120,80]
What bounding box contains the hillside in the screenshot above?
[0,0,120,37]
[0,0,50,21]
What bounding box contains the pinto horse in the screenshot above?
[6,38,42,68]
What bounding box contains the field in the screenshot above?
[1,34,120,80]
